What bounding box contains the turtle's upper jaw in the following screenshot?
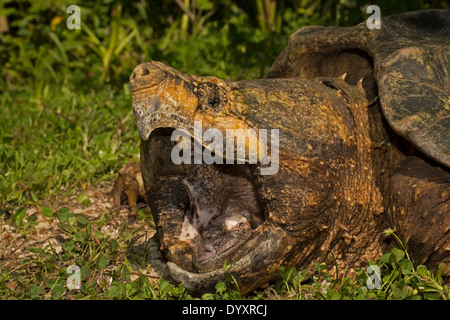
[130,61,261,146]
[130,61,200,141]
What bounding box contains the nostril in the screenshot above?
[142,67,150,76]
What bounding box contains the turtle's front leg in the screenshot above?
[108,161,146,217]
[387,156,450,278]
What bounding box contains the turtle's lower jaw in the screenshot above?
[141,128,283,293]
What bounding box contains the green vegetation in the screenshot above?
[0,0,448,300]
[275,229,449,300]
[1,205,448,300]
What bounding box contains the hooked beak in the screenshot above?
[130,61,199,141]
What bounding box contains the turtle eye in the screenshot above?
[197,82,227,111]
[208,96,219,108]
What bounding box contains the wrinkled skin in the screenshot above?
[116,10,450,295]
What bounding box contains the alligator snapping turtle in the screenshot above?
[124,10,449,294]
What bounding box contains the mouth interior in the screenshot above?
[147,128,265,269]
[179,162,264,262]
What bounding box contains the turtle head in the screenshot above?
[130,61,289,294]
[130,61,377,295]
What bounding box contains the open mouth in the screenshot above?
[143,127,266,273]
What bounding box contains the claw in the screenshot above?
[109,161,145,216]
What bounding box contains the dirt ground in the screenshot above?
[0,182,169,285]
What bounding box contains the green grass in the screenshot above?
[1,85,138,211]
[1,0,448,300]
[274,229,449,300]
[1,204,448,300]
